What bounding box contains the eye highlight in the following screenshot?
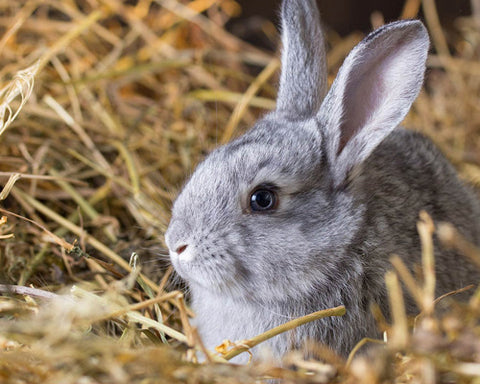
[249,185,278,212]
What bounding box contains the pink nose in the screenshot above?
[175,244,188,254]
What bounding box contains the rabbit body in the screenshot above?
[165,0,480,361]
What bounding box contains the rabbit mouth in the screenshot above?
[170,252,238,291]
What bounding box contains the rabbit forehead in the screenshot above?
[226,116,323,180]
[193,117,322,192]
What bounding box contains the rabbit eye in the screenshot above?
[249,186,278,212]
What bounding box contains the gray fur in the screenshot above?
[277,0,327,117]
[165,0,480,363]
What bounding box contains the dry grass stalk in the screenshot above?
[219,305,346,361]
[0,62,37,136]
[221,57,280,143]
[418,211,436,316]
[385,270,409,350]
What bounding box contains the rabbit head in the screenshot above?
[165,0,430,306]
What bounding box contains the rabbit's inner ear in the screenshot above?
[318,20,429,186]
[276,0,327,118]
[337,52,401,153]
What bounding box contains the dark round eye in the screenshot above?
[250,188,278,212]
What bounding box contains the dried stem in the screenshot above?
[221,305,346,361]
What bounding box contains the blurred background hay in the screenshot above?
[0,0,479,383]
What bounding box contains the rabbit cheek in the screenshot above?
[169,238,238,290]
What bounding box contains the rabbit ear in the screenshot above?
[276,0,328,118]
[318,20,429,186]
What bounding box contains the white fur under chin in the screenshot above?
[191,289,290,364]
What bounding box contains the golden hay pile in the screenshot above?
[0,0,479,383]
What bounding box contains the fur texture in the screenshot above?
[165,0,480,362]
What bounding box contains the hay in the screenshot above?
[0,0,479,383]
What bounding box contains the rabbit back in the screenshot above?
[353,129,480,313]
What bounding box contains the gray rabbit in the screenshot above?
[165,0,480,361]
